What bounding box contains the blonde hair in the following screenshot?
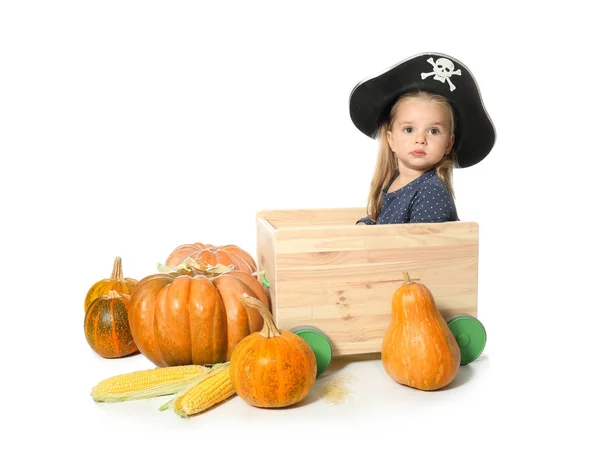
[365,91,457,222]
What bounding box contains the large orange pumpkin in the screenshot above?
[164,243,257,274]
[128,267,269,367]
[230,294,317,408]
[84,290,138,359]
[381,271,460,391]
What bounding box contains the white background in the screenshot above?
[1,1,598,474]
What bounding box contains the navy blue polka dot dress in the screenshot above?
[357,168,459,225]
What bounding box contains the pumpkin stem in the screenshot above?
[401,271,420,285]
[106,290,121,299]
[203,263,235,275]
[157,258,234,276]
[240,293,281,338]
[110,257,125,281]
[157,257,204,273]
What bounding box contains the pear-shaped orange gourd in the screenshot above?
[230,294,317,408]
[381,271,460,391]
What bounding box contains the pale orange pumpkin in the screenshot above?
[230,294,317,408]
[128,266,269,367]
[381,271,460,391]
[164,243,257,274]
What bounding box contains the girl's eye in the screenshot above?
[403,127,413,133]
[429,128,440,135]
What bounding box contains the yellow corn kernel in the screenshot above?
[91,364,210,402]
[169,363,235,417]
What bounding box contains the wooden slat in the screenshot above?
[274,221,478,253]
[275,244,477,267]
[257,207,366,229]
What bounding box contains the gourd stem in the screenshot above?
[402,270,412,285]
[107,290,121,299]
[240,293,281,338]
[110,257,125,281]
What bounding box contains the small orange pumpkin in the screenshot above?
[164,243,257,274]
[381,271,460,391]
[84,257,138,311]
[230,294,317,408]
[84,290,138,359]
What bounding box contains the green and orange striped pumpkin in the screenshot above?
[84,290,138,359]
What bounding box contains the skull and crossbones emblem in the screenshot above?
[421,57,462,91]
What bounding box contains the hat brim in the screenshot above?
[349,52,496,168]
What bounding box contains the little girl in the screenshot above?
[349,52,496,225]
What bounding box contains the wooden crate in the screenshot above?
[256,207,479,357]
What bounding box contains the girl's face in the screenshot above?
[386,97,454,173]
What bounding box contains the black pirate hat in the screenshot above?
[349,52,496,168]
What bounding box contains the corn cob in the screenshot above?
[160,362,235,417]
[91,364,210,402]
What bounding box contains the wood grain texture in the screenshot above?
[256,208,478,356]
